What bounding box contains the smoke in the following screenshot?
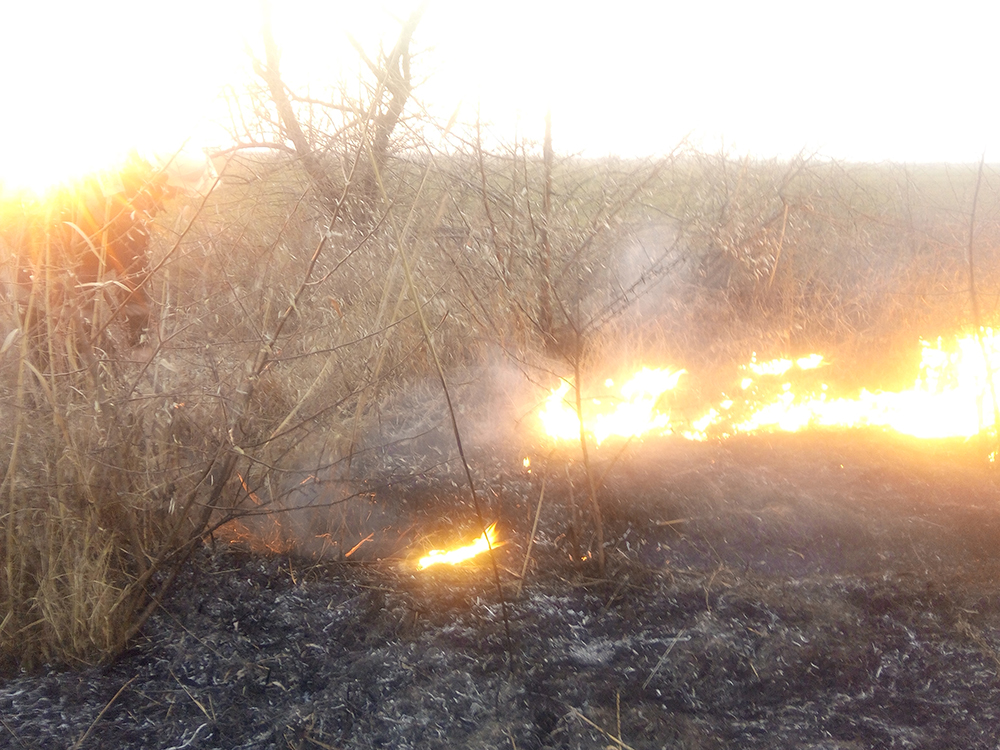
[218,354,546,561]
[358,355,541,478]
[610,221,689,323]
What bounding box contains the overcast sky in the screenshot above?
[1,1,997,191]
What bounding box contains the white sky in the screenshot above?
[1,1,998,191]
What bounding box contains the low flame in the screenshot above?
[539,367,686,444]
[538,331,1000,444]
[730,334,1000,439]
[418,523,499,570]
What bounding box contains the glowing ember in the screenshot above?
[537,331,1000,444]
[746,353,825,378]
[418,523,499,570]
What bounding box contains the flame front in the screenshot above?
[732,334,1000,439]
[539,367,686,445]
[538,331,1000,444]
[418,523,499,570]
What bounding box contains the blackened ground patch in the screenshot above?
[2,431,1000,749]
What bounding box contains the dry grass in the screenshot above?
[3,74,1000,673]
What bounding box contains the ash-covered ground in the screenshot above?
[4,431,1000,749]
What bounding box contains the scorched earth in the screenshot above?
[2,430,1000,749]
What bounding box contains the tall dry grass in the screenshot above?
[0,224,215,671]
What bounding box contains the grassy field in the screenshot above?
[2,84,1000,675]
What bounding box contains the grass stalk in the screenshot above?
[572,356,606,575]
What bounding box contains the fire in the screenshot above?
[538,331,1000,444]
[418,522,499,570]
[746,352,824,377]
[216,517,295,555]
[732,334,1000,439]
[539,367,686,444]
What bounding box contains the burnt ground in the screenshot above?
[4,430,1000,749]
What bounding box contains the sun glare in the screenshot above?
[2,2,998,193]
[0,3,252,195]
[1,132,129,197]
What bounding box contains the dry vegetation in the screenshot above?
[3,9,1000,678]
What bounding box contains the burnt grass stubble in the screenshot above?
[4,431,1000,749]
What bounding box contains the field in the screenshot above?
[3,31,1000,746]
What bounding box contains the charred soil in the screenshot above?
[3,431,1000,749]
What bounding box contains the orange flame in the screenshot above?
[538,331,1000,444]
[418,523,499,570]
[729,334,1000,438]
[539,367,686,444]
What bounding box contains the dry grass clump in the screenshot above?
[0,164,353,671]
[0,302,165,669]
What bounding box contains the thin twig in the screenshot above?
[0,718,28,749]
[475,109,504,280]
[616,691,623,750]
[567,707,637,750]
[642,631,690,689]
[965,154,1000,453]
[72,676,136,750]
[171,670,215,722]
[573,358,605,575]
[516,474,547,597]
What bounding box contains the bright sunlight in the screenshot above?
[2,0,999,193]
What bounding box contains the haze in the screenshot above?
[1,0,996,191]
